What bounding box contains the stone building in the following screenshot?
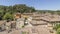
[1,13,59,34]
[20,13,60,34]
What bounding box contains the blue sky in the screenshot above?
[0,0,60,10]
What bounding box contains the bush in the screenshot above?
[22,32,29,34]
[3,13,14,21]
[56,28,60,34]
[53,23,60,31]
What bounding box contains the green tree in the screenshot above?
[13,4,35,13]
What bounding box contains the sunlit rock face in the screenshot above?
[16,18,24,29]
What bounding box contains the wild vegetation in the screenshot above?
[0,4,35,20]
[53,23,60,34]
[0,4,60,21]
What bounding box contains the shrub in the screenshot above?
[56,28,60,34]
[3,13,14,21]
[53,23,60,31]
